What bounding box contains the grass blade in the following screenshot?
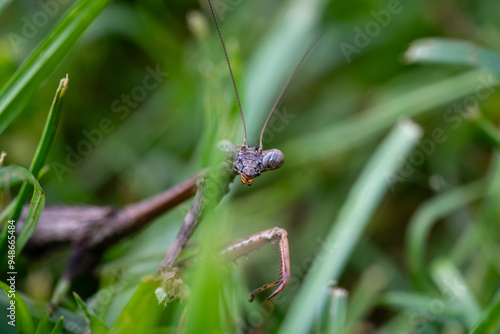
[405,180,485,289]
[0,75,67,263]
[34,316,51,334]
[0,0,108,134]
[430,258,481,328]
[51,317,65,334]
[73,292,109,334]
[28,75,68,184]
[326,288,348,334]
[0,279,35,333]
[405,38,500,75]
[16,183,45,252]
[285,70,497,167]
[10,75,68,222]
[469,290,500,334]
[279,119,422,334]
[0,166,45,255]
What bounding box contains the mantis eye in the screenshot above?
[262,149,285,171]
[217,139,238,162]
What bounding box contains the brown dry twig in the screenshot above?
[21,169,209,313]
[23,161,238,313]
[25,172,200,250]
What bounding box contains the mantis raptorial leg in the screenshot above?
[221,227,290,301]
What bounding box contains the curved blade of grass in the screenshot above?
[430,258,481,328]
[0,76,66,263]
[0,0,108,135]
[469,290,500,334]
[0,166,40,191]
[0,280,35,334]
[405,38,500,75]
[73,292,109,334]
[10,75,68,223]
[405,180,485,290]
[285,70,497,167]
[0,166,44,204]
[0,166,45,254]
[279,120,423,334]
[17,183,45,252]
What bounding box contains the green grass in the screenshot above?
[0,165,45,253]
[0,280,34,333]
[0,0,108,135]
[280,120,422,333]
[1,0,500,333]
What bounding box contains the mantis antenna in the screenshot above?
[259,32,323,150]
[207,0,248,146]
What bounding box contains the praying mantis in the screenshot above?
[204,0,321,301]
[157,0,320,302]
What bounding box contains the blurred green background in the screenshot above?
[1,0,500,333]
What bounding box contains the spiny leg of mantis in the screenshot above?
[221,227,290,302]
